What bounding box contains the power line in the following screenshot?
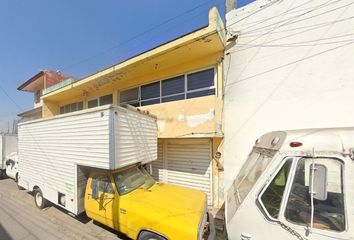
[60,0,221,72]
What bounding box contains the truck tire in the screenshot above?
[34,188,48,209]
[138,231,166,240]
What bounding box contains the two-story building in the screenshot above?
[28,7,225,208]
[17,70,73,122]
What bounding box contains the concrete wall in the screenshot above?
[224,0,354,190]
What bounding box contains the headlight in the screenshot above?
[197,203,208,240]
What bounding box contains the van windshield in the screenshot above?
[113,166,156,195]
[227,148,275,221]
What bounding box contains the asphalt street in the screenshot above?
[0,178,127,240]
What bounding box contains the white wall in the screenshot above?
[224,0,354,190]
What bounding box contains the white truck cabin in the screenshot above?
[226,128,354,240]
[0,134,18,179]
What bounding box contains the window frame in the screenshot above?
[119,66,217,107]
[59,101,84,114]
[280,156,347,233]
[91,173,115,195]
[257,156,296,222]
[87,98,99,108]
[99,93,113,106]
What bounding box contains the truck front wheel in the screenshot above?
[34,188,48,209]
[138,231,166,240]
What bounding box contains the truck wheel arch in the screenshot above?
[33,187,48,209]
[137,230,168,240]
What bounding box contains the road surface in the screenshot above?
[0,178,127,240]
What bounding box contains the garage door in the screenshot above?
[151,139,213,205]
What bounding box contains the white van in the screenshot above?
[226,128,354,240]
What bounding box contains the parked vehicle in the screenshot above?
[5,152,18,181]
[18,105,214,240]
[0,134,18,179]
[225,128,353,240]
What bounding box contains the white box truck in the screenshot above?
[0,134,18,179]
[226,128,354,240]
[18,105,214,240]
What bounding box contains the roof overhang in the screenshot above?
[18,72,45,92]
[42,7,226,102]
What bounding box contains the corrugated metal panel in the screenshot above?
[18,105,157,214]
[114,108,157,168]
[152,140,164,180]
[153,139,213,205]
[18,107,112,213]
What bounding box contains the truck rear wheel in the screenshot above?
[138,231,166,240]
[34,188,48,209]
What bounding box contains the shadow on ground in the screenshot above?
[0,224,13,240]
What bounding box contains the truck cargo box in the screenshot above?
[18,105,157,214]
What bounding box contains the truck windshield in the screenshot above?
[227,148,275,221]
[113,166,156,195]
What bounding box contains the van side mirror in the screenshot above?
[92,179,99,200]
[309,163,327,201]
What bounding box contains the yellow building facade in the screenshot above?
[41,7,225,208]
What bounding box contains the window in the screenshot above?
[120,87,139,106]
[91,174,114,194]
[141,82,160,106]
[259,158,293,219]
[187,69,214,90]
[88,99,98,108]
[161,75,185,103]
[99,94,113,106]
[113,165,155,195]
[119,68,215,107]
[285,158,345,232]
[60,101,83,114]
[35,90,42,103]
[227,149,275,220]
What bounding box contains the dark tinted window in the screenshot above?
[99,94,113,106]
[77,102,83,110]
[162,76,184,96]
[120,88,139,103]
[187,69,214,91]
[141,82,160,100]
[88,99,98,108]
[141,99,160,106]
[64,105,70,113]
[162,94,184,103]
[187,89,215,99]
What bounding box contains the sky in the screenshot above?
[0,0,253,132]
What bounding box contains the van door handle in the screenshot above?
[241,233,252,240]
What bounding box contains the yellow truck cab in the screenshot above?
[17,105,214,240]
[85,164,211,240]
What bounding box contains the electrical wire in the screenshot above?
[60,0,222,72]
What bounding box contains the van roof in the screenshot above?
[255,127,354,154]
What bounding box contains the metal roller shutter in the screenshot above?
[151,140,164,180]
[152,139,213,205]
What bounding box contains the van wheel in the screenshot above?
[138,231,166,240]
[34,188,48,209]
